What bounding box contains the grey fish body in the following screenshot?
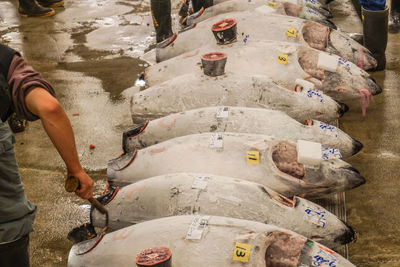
[68,215,356,267]
[125,106,362,157]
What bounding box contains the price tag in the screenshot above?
[267,1,277,8]
[277,54,288,64]
[216,106,229,118]
[286,28,297,38]
[321,147,342,160]
[191,175,209,190]
[233,242,251,262]
[209,133,224,148]
[246,151,260,164]
[186,215,210,240]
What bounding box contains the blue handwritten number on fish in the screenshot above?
[312,249,338,267]
[307,7,319,15]
[319,122,338,138]
[243,34,249,44]
[305,0,316,4]
[305,207,327,228]
[307,89,323,103]
[338,57,351,71]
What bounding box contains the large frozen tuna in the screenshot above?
[183,0,335,28]
[158,11,377,70]
[131,72,346,124]
[145,41,382,102]
[92,173,356,249]
[124,107,362,157]
[68,215,356,267]
[108,133,365,198]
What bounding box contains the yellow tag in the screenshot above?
[286,28,297,37]
[233,242,251,262]
[267,1,277,8]
[277,54,288,64]
[246,151,260,164]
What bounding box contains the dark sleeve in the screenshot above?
[7,55,56,121]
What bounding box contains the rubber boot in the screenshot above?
[389,0,400,33]
[191,0,213,12]
[18,0,55,17]
[37,0,64,8]
[362,6,389,71]
[150,0,173,43]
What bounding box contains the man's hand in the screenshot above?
[69,170,94,199]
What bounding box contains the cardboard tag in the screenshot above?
[267,1,277,8]
[321,147,342,160]
[210,133,224,148]
[286,28,297,37]
[277,54,288,64]
[233,242,251,262]
[191,175,209,190]
[186,215,210,240]
[246,151,260,164]
[216,106,229,118]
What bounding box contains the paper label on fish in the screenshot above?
[246,151,260,164]
[304,203,327,228]
[186,215,210,240]
[210,133,224,148]
[286,28,297,38]
[192,175,210,190]
[216,106,229,118]
[306,89,324,103]
[321,147,342,160]
[277,54,288,64]
[312,246,340,266]
[267,1,277,8]
[233,242,252,262]
[319,122,338,138]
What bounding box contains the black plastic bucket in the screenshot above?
[201,52,228,76]
[211,18,237,44]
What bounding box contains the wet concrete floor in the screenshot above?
[0,0,399,266]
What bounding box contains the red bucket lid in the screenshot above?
[136,247,172,266]
[211,18,237,32]
[201,52,227,61]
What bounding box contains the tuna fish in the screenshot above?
[131,72,346,124]
[108,132,365,198]
[124,106,362,157]
[183,0,336,29]
[68,215,356,266]
[145,41,382,102]
[91,173,356,249]
[157,11,377,71]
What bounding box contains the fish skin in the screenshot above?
[131,72,344,124]
[91,173,356,249]
[68,215,356,267]
[157,11,376,70]
[145,40,381,102]
[107,133,365,198]
[125,106,361,157]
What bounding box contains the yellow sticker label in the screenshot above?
[267,1,277,8]
[277,54,288,64]
[246,151,260,164]
[286,28,297,37]
[233,242,252,262]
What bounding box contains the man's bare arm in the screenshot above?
[25,87,93,199]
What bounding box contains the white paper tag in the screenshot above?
[216,106,229,118]
[319,122,338,138]
[135,78,146,87]
[210,133,224,148]
[304,202,327,228]
[321,147,342,160]
[186,215,210,240]
[192,175,210,190]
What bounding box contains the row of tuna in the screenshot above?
[68,0,376,266]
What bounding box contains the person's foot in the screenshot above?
[18,0,55,17]
[37,0,64,8]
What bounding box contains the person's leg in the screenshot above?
[18,0,55,17]
[0,235,30,267]
[150,0,173,43]
[191,0,213,12]
[37,0,64,8]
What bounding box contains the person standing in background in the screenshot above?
[17,0,64,18]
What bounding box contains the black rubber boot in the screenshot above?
[37,0,64,8]
[351,0,362,19]
[389,0,400,33]
[150,0,173,43]
[18,0,55,17]
[191,0,213,12]
[362,6,389,71]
